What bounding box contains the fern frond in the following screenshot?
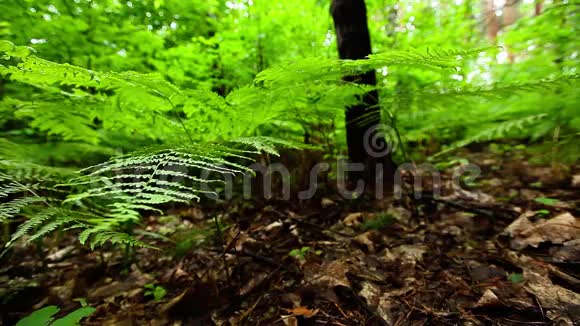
[255,57,342,85]
[0,160,77,184]
[89,231,151,250]
[433,114,548,157]
[63,137,283,210]
[7,207,61,246]
[360,47,495,71]
[0,169,53,227]
[414,74,579,109]
[77,202,155,249]
[4,201,152,250]
[228,136,304,156]
[1,41,299,251]
[0,196,45,223]
[1,41,183,104]
[255,47,494,85]
[27,215,75,242]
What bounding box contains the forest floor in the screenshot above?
[1,146,579,326]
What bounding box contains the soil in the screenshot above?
[1,147,579,325]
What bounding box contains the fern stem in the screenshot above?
[383,109,409,162]
[213,214,230,284]
[11,180,51,207]
[165,95,195,146]
[177,115,195,146]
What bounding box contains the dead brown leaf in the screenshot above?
[475,289,502,308]
[283,306,319,318]
[551,239,580,262]
[572,174,580,188]
[304,259,350,288]
[387,244,427,265]
[321,197,336,208]
[282,315,298,326]
[343,212,364,226]
[523,269,580,308]
[353,231,377,253]
[239,272,269,296]
[504,212,579,250]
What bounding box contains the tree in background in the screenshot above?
[331,0,397,189]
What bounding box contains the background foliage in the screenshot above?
[0,0,578,248]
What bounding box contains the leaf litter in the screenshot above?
[1,147,579,325]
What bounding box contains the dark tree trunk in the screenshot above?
[331,0,396,192]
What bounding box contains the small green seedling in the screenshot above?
[508,273,525,284]
[144,283,167,301]
[361,213,395,231]
[534,197,560,206]
[289,246,321,261]
[534,209,550,217]
[16,305,95,326]
[434,158,469,170]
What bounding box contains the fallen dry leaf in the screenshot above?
[386,244,427,265]
[233,232,258,251]
[523,269,580,308]
[504,212,580,250]
[343,212,364,226]
[551,239,580,262]
[264,220,284,232]
[572,174,580,188]
[475,289,502,308]
[504,211,536,237]
[358,281,382,307]
[503,251,580,323]
[321,197,336,207]
[282,315,298,326]
[353,231,376,253]
[283,306,319,318]
[302,259,351,304]
[239,272,269,296]
[377,285,416,325]
[304,259,350,288]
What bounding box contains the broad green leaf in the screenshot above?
[15,306,59,326]
[51,307,96,326]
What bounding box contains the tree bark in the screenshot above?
[331,0,396,191]
[534,0,543,16]
[503,0,520,63]
[482,0,500,42]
